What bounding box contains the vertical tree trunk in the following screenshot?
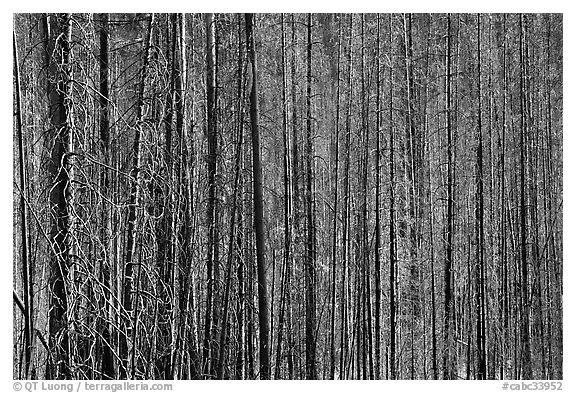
[216,34,245,376]
[475,13,487,380]
[287,15,299,379]
[524,15,544,378]
[246,202,256,382]
[236,197,246,381]
[374,14,382,381]
[499,13,510,379]
[245,13,271,380]
[543,14,555,379]
[275,12,294,380]
[329,16,343,380]
[421,15,438,380]
[13,28,33,379]
[426,105,438,380]
[402,13,421,378]
[173,12,198,379]
[180,14,201,379]
[388,13,397,381]
[119,13,154,379]
[163,15,181,378]
[304,13,318,380]
[232,13,246,381]
[202,12,218,378]
[443,13,456,380]
[339,14,354,380]
[46,13,74,380]
[96,12,115,380]
[360,14,374,380]
[518,13,533,380]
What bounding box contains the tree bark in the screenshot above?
[245,13,271,380]
[13,27,33,380]
[119,13,154,379]
[388,13,397,381]
[304,13,318,380]
[339,14,353,380]
[96,12,115,380]
[519,13,533,380]
[475,13,487,380]
[46,13,74,380]
[216,34,245,377]
[374,14,382,381]
[202,12,218,378]
[443,13,456,380]
[274,13,294,380]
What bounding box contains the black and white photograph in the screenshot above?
[11,7,565,386]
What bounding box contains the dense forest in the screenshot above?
[13,13,562,380]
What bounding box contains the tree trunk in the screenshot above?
[519,13,533,380]
[328,16,343,380]
[46,13,74,380]
[402,14,421,378]
[96,12,115,380]
[13,27,33,380]
[119,13,154,379]
[374,14,382,381]
[304,13,318,380]
[475,13,487,380]
[274,13,295,380]
[388,13,397,381]
[339,14,354,380]
[443,13,456,380]
[216,34,245,377]
[499,13,510,379]
[245,13,271,380]
[202,12,218,378]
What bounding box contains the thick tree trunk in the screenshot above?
[96,12,115,380]
[46,13,74,380]
[245,13,271,380]
[202,12,218,378]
